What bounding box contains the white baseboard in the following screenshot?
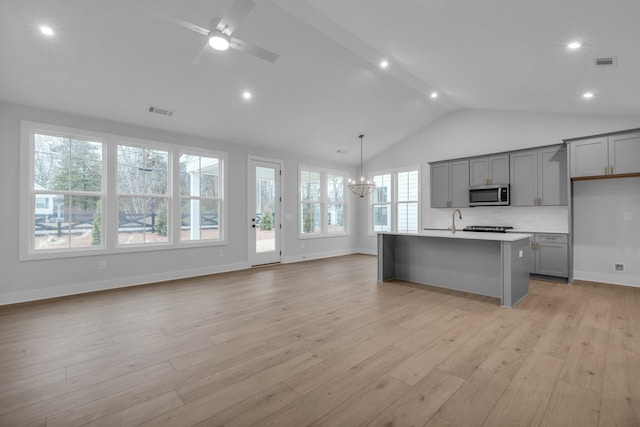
[281,248,362,264]
[354,248,377,256]
[0,261,249,306]
[572,270,640,288]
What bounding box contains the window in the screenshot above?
[32,133,103,250]
[179,154,222,242]
[300,169,321,235]
[299,166,348,237]
[372,174,391,232]
[117,145,169,245]
[21,121,227,259]
[397,170,419,233]
[369,167,420,234]
[327,174,345,233]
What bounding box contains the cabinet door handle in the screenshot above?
[610,165,614,174]
[605,165,608,175]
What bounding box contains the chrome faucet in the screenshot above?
[451,209,462,233]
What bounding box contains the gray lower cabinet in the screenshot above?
[430,160,469,208]
[569,131,640,177]
[469,154,509,186]
[530,233,568,277]
[510,145,567,206]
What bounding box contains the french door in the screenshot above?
[248,158,281,266]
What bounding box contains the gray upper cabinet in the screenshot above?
[538,146,568,206]
[570,131,640,177]
[469,154,509,186]
[510,145,567,206]
[609,132,640,174]
[509,150,537,206]
[431,163,450,208]
[430,160,469,208]
[570,137,608,177]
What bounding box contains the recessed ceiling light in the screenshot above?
[567,41,582,50]
[242,91,252,100]
[583,92,594,99]
[379,60,389,69]
[430,92,439,99]
[39,26,54,36]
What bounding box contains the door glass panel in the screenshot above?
[255,166,276,253]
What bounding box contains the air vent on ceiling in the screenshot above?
[594,57,617,67]
[147,105,175,117]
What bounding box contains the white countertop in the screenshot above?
[383,230,533,242]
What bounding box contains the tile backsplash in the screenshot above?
[426,205,569,233]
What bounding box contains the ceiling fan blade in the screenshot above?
[180,20,211,37]
[218,0,255,35]
[230,37,279,63]
[147,8,210,36]
[193,42,210,64]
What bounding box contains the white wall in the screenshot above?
[0,102,359,304]
[357,109,640,260]
[573,177,640,287]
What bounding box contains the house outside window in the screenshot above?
[369,166,420,234]
[299,166,348,237]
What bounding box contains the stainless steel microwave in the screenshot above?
[469,184,509,206]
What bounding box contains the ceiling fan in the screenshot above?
[172,0,279,63]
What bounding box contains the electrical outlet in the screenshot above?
[624,212,632,220]
[98,260,106,270]
[614,263,625,272]
[519,250,523,258]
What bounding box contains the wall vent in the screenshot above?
[594,57,617,67]
[147,105,175,117]
[614,263,625,272]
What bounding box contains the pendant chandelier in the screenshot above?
[348,134,376,198]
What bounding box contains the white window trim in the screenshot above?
[20,121,228,261]
[368,165,421,235]
[298,164,349,239]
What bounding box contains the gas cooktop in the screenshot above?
[463,225,514,233]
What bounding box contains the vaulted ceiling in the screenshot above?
[1,0,638,164]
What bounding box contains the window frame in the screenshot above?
[298,164,349,239]
[368,165,421,235]
[20,121,228,261]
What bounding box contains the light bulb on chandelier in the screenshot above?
[348,134,376,198]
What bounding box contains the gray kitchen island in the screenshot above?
[378,230,532,307]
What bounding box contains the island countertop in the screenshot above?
[382,230,532,242]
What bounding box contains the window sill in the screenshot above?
[298,232,350,240]
[20,239,228,261]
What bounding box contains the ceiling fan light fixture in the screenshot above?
[209,30,230,51]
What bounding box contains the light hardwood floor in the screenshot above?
[1,254,639,426]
